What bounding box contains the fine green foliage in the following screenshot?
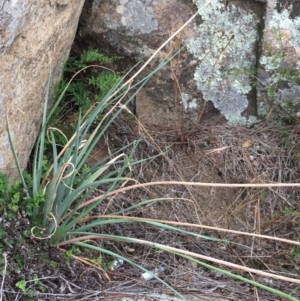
[0,172,45,219]
[77,49,122,68]
[64,245,81,265]
[88,70,122,103]
[0,172,22,219]
[65,80,91,109]
[50,49,124,147]
[15,275,45,299]
[15,279,27,293]
[54,49,123,110]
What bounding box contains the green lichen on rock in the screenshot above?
[187,0,259,125]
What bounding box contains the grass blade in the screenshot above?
[6,117,29,199]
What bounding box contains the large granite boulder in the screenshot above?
[0,0,85,176]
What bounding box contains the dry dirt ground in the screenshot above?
[1,109,300,301]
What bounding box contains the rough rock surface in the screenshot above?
[0,0,85,176]
[257,0,300,116]
[1,0,299,175]
[79,0,300,128]
[187,0,264,125]
[79,0,265,129]
[79,0,214,130]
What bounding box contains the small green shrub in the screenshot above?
[50,49,124,144]
[15,279,27,293]
[54,49,123,111]
[64,245,81,265]
[0,173,21,218]
[89,70,123,102]
[15,274,45,299]
[0,169,48,220]
[77,49,122,68]
[67,80,91,109]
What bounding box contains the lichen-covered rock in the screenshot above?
[0,0,85,176]
[187,0,264,126]
[257,0,300,117]
[80,0,196,59]
[80,0,265,129]
[79,0,202,129]
[66,0,300,130]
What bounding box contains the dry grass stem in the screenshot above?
[57,235,300,284]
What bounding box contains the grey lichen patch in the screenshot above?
[258,5,300,116]
[0,0,26,54]
[187,0,259,125]
[260,9,300,73]
[268,9,300,48]
[119,0,158,34]
[259,55,282,72]
[278,84,300,117]
[116,5,125,15]
[279,84,300,102]
[181,93,197,111]
[260,5,300,77]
